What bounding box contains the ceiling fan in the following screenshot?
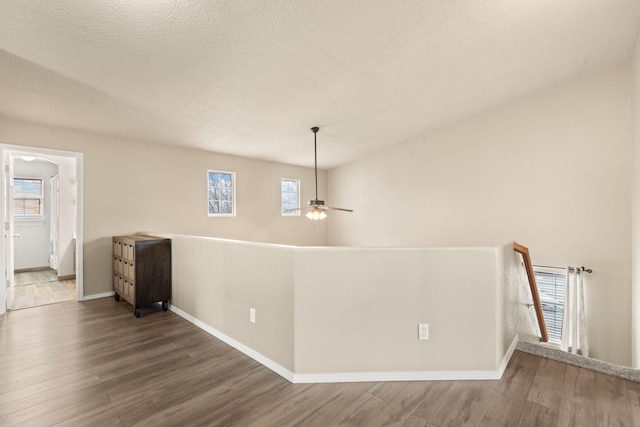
[289,126,353,220]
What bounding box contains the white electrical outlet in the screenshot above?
[418,323,429,340]
[250,308,256,324]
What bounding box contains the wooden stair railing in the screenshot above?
[514,243,549,343]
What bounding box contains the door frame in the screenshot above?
[0,144,83,314]
[2,151,14,310]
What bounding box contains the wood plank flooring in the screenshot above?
[1,298,639,426]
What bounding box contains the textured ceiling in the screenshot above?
[1,1,639,169]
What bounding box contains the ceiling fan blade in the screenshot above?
[284,207,304,212]
[326,206,354,212]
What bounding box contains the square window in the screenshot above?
[13,177,44,217]
[208,170,235,217]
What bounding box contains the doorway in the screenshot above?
[13,269,76,309]
[1,145,83,314]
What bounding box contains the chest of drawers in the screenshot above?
[112,235,171,317]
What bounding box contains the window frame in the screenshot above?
[207,170,236,217]
[13,176,45,219]
[281,178,300,217]
[533,266,567,345]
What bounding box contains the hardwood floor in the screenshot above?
[1,298,638,426]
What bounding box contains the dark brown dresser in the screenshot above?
[112,235,171,317]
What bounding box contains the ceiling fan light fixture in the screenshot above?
[301,126,353,221]
[306,208,327,221]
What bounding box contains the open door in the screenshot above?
[49,175,59,271]
[2,151,15,310]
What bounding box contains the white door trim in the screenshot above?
[1,151,14,312]
[0,144,84,312]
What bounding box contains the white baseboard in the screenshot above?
[498,335,519,378]
[292,369,503,384]
[170,304,515,384]
[293,338,521,383]
[82,291,114,301]
[169,305,295,382]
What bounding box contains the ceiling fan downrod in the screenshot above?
[311,126,320,204]
[297,126,352,220]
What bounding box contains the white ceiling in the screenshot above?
[1,1,639,169]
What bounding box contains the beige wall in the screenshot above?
[632,29,640,368]
[0,117,328,296]
[328,65,633,366]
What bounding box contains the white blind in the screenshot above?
[13,177,43,216]
[533,268,566,343]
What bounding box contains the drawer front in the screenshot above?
[128,281,135,301]
[123,244,134,262]
[113,274,125,295]
[113,241,122,257]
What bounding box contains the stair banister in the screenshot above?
[514,243,549,343]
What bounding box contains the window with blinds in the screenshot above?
[533,268,566,343]
[13,177,44,217]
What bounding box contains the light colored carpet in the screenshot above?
[517,341,640,382]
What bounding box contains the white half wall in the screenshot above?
[293,246,499,373]
[168,234,295,370]
[328,65,633,367]
[157,233,528,380]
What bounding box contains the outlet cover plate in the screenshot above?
[418,323,429,340]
